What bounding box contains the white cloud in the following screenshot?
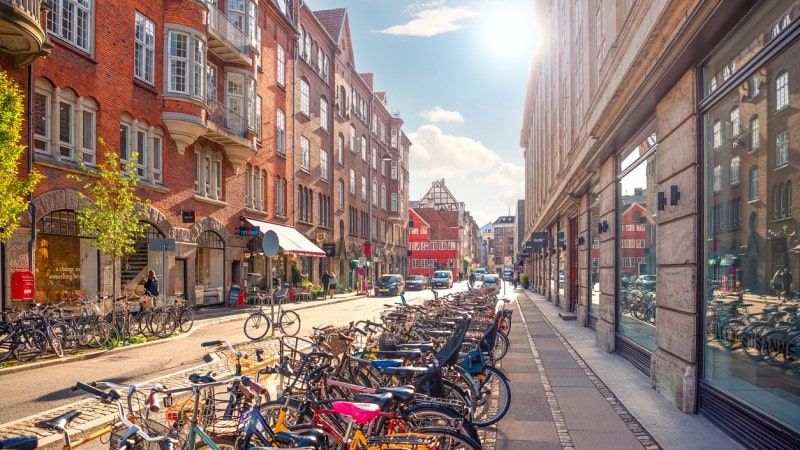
[373,7,480,37]
[419,107,464,123]
[408,125,524,225]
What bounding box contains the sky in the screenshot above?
[306,0,540,226]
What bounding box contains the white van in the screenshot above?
[431,270,454,289]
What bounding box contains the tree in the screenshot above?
[69,147,149,317]
[0,70,43,242]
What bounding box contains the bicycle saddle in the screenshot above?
[353,392,393,409]
[375,385,416,403]
[188,372,217,383]
[274,429,323,448]
[332,401,382,424]
[35,410,82,431]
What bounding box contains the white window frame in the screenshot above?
[391,193,398,212]
[320,97,328,131]
[320,149,329,180]
[46,0,93,53]
[776,129,789,166]
[34,80,98,165]
[134,12,155,85]
[350,125,357,153]
[372,181,378,206]
[361,176,367,200]
[300,78,310,116]
[361,136,367,161]
[195,145,223,200]
[750,116,760,150]
[338,134,345,165]
[337,179,344,210]
[121,114,164,184]
[749,167,759,200]
[227,0,245,32]
[380,184,386,210]
[350,169,356,195]
[276,177,286,216]
[300,136,310,171]
[277,45,286,86]
[730,156,740,185]
[713,120,721,149]
[730,107,741,136]
[713,165,722,192]
[277,108,286,154]
[776,71,789,111]
[166,29,205,101]
[207,63,218,103]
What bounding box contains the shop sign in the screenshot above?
[181,210,195,223]
[322,243,336,257]
[530,232,548,249]
[239,226,260,237]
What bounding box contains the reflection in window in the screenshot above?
[776,130,789,166]
[776,71,789,111]
[730,156,741,185]
[750,116,760,150]
[749,167,759,200]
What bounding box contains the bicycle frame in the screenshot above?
[59,421,120,450]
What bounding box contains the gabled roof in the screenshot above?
[493,216,515,225]
[413,208,459,241]
[314,8,346,42]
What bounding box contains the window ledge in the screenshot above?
[775,163,789,170]
[192,194,227,207]
[747,198,759,204]
[244,207,267,216]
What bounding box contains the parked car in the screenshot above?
[431,270,454,289]
[474,268,487,281]
[406,275,430,290]
[503,269,514,281]
[481,274,501,293]
[635,274,657,292]
[374,274,405,296]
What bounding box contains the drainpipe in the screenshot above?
[27,64,35,272]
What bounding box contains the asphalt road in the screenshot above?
[0,285,466,426]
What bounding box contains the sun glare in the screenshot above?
[482,9,540,61]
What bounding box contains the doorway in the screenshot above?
[569,216,579,313]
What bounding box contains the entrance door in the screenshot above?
[569,216,579,313]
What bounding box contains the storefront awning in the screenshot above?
[245,219,326,257]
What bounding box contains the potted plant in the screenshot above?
[520,274,530,289]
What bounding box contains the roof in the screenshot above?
[314,8,346,42]
[413,208,459,241]
[494,216,515,225]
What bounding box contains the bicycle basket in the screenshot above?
[108,418,186,450]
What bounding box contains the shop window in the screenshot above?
[195,231,224,306]
[617,131,658,353]
[35,210,97,304]
[702,10,800,433]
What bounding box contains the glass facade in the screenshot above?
[195,231,225,305]
[702,1,800,432]
[589,193,601,317]
[617,133,658,352]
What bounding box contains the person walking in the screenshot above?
[782,267,793,301]
[143,270,159,309]
[328,272,337,298]
[468,272,476,290]
[772,267,784,300]
[321,270,330,300]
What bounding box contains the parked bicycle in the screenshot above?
[244,288,301,340]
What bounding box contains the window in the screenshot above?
[391,161,398,179]
[33,80,98,165]
[167,30,205,100]
[361,136,367,161]
[337,134,345,165]
[776,129,789,166]
[713,165,722,192]
[254,95,262,140]
[320,149,329,180]
[749,74,760,98]
[273,108,285,155]
[207,63,218,103]
[391,192,398,212]
[227,0,245,31]
[371,147,377,170]
[195,145,223,200]
[337,179,344,210]
[275,177,286,216]
[361,176,367,200]
[298,27,305,60]
[730,156,740,185]
[300,79,310,116]
[749,167,759,200]
[372,181,377,206]
[713,120,722,149]
[730,107,741,136]
[391,129,398,148]
[277,45,286,86]
[350,125,356,153]
[338,86,347,117]
[300,136,310,171]
[320,97,328,131]
[776,71,789,111]
[381,184,386,210]
[750,116,760,150]
[349,169,355,194]
[46,0,93,52]
[134,12,155,84]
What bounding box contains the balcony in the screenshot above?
[207,7,251,65]
[205,98,256,171]
[0,0,51,66]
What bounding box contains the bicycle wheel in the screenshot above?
[244,312,271,341]
[0,324,14,362]
[178,308,195,333]
[404,404,480,443]
[259,398,309,428]
[276,310,301,337]
[148,310,176,338]
[412,426,482,450]
[93,321,121,349]
[46,326,64,358]
[472,366,511,427]
[491,332,509,361]
[14,329,48,362]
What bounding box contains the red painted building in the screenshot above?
[619,203,652,276]
[408,208,459,277]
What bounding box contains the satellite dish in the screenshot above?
[262,230,279,257]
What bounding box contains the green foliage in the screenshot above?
[67,148,148,258]
[0,70,43,242]
[520,274,529,283]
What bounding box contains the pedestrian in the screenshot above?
[468,272,476,289]
[321,270,330,300]
[143,269,159,309]
[772,267,784,299]
[782,267,793,301]
[328,272,337,298]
